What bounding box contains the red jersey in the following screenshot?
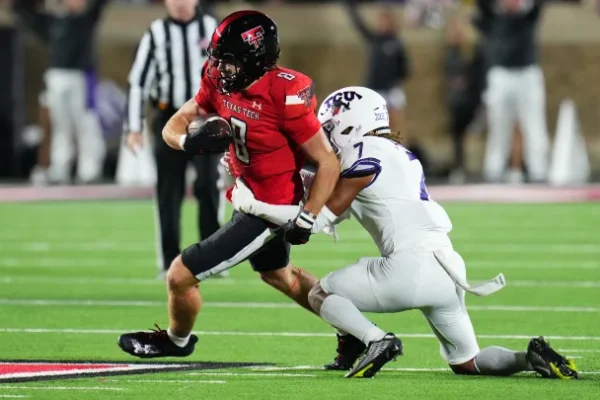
[195,62,321,205]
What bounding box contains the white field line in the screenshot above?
[1,229,598,242]
[249,365,600,375]
[106,379,225,384]
[0,242,599,254]
[557,349,600,353]
[0,386,124,391]
[0,328,599,341]
[0,299,597,313]
[0,396,29,398]
[1,276,599,288]
[188,372,317,377]
[1,258,599,271]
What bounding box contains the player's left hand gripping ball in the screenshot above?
[282,209,315,245]
[180,116,233,154]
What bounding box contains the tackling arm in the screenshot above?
[232,172,372,233]
[299,129,340,216]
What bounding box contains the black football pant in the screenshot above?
[152,108,221,271]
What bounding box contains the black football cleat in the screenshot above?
[345,333,403,378]
[117,324,198,359]
[323,334,367,370]
[526,336,579,380]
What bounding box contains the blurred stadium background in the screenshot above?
[0,0,598,398]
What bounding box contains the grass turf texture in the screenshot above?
[0,201,598,399]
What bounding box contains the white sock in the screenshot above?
[363,326,387,345]
[320,294,386,346]
[167,328,191,348]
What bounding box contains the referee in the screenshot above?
[124,0,224,279]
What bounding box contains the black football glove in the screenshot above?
[180,116,232,154]
[277,209,315,245]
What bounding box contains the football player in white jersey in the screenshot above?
[228,86,578,380]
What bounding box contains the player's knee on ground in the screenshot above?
[167,256,199,294]
[449,358,478,375]
[308,282,327,313]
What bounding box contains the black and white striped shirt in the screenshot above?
[126,13,217,133]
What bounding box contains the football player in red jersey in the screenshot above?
[117,10,341,358]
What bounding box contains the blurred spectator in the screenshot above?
[344,0,410,134]
[444,15,486,184]
[29,78,126,185]
[29,92,52,185]
[475,0,549,183]
[405,0,459,29]
[507,122,525,184]
[12,0,110,185]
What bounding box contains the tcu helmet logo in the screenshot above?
[323,91,363,115]
[241,26,266,50]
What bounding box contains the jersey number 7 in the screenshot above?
[230,117,250,164]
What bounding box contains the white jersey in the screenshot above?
[339,135,452,256]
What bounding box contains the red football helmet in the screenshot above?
[208,11,280,94]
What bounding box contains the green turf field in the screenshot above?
[0,201,598,399]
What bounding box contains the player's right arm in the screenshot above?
[298,130,340,217]
[162,62,213,150]
[231,176,351,235]
[234,141,378,232]
[162,98,209,150]
[279,77,339,218]
[233,172,363,233]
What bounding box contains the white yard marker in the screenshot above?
[0,299,598,313]
[0,328,599,341]
[1,386,124,391]
[3,276,599,289]
[1,242,599,254]
[1,258,599,271]
[107,379,225,384]
[250,365,600,375]
[189,372,316,378]
[557,349,600,353]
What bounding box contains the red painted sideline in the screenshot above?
[0,184,599,203]
[0,363,119,374]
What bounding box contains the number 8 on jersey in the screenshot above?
[231,117,250,164]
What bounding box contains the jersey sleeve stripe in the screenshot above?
[341,158,382,179]
[285,95,305,105]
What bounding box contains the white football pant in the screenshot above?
[320,247,480,365]
[483,65,549,182]
[45,69,106,183]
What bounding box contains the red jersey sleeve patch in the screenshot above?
[194,60,216,113]
[279,76,320,146]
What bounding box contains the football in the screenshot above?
[185,116,233,153]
